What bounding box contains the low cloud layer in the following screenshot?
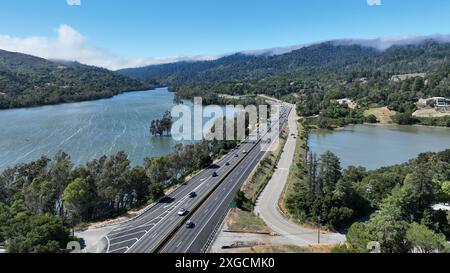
[333,34,450,51]
[367,0,382,6]
[1,24,449,70]
[243,34,450,57]
[66,0,81,6]
[0,24,216,70]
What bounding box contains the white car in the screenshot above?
[178,208,188,216]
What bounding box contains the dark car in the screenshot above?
[225,162,230,166]
[212,172,219,177]
[189,192,197,198]
[185,220,195,228]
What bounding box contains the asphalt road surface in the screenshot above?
[102,103,291,253]
[256,104,346,246]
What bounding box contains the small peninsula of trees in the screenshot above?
[150,111,173,136]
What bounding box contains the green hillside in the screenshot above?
[0,50,157,109]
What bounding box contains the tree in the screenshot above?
[63,178,95,222]
[393,113,419,125]
[401,163,439,221]
[234,190,249,210]
[5,214,72,253]
[367,214,410,253]
[441,181,450,200]
[148,181,164,203]
[365,114,378,123]
[24,177,55,215]
[412,77,425,92]
[49,151,73,216]
[0,203,12,243]
[126,167,150,206]
[150,111,173,136]
[346,222,373,252]
[406,223,450,253]
[317,151,342,195]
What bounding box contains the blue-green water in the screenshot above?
[0,88,195,171]
[309,124,450,170]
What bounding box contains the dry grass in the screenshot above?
[413,108,450,118]
[364,107,397,124]
[223,244,336,253]
[226,209,272,234]
[279,120,307,214]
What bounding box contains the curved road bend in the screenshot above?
[255,104,346,246]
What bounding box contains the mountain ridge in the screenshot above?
[0,49,157,109]
[117,40,450,86]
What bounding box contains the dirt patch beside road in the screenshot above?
[227,209,272,234]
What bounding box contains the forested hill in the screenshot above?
[0,50,158,109]
[117,41,450,85]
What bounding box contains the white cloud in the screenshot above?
[367,0,382,6]
[0,24,217,70]
[66,0,81,6]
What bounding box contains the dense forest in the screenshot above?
[120,41,450,128]
[0,50,158,109]
[285,148,450,253]
[0,139,239,253]
[118,41,450,85]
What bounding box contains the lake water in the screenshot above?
[309,124,450,170]
[0,88,203,171]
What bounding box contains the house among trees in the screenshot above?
[418,97,450,112]
[336,98,357,109]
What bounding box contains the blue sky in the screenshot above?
[0,0,449,69]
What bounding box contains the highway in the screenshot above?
[101,102,291,253]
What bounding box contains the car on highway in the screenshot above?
[178,208,188,216]
[243,150,247,154]
[235,154,239,158]
[189,192,197,198]
[185,220,195,228]
[212,171,218,177]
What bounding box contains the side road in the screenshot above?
[255,103,346,246]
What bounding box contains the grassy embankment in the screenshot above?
[279,119,308,216]
[226,125,288,233]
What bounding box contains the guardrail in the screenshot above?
[151,133,265,253]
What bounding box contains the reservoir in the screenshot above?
[309,124,450,170]
[0,88,201,171]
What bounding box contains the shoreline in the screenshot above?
[309,121,450,132]
[0,85,162,112]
